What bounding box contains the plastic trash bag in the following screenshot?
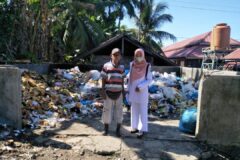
[80,100,93,105]
[186,91,198,101]
[149,93,163,100]
[162,87,178,100]
[70,66,80,73]
[88,70,101,81]
[179,107,197,134]
[63,72,74,80]
[149,85,158,93]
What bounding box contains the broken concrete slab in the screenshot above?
[91,136,122,155]
[79,136,122,156]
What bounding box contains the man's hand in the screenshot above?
[135,87,140,92]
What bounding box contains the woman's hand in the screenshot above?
[135,87,140,92]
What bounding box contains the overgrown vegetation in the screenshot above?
[0,0,175,63]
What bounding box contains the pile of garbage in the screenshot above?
[20,66,200,130]
[146,72,198,118]
[21,67,103,129]
[20,66,199,129]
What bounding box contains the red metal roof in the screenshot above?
[224,48,240,59]
[163,32,240,59]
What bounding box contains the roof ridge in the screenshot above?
[163,32,210,52]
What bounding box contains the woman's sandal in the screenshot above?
[130,129,138,134]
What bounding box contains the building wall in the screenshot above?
[171,58,202,68]
[185,59,202,68]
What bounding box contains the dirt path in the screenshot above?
[0,111,231,160]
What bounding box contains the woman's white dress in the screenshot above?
[127,62,152,132]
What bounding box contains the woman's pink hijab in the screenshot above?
[130,48,148,83]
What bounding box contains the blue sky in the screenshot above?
[122,0,240,47]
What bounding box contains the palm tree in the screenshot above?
[135,0,176,52]
[101,0,137,35]
[54,0,105,56]
[89,1,118,37]
[115,0,137,32]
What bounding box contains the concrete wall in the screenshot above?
[0,66,22,129]
[14,63,103,74]
[181,67,203,81]
[152,66,180,76]
[13,64,182,76]
[196,71,240,146]
[14,64,50,75]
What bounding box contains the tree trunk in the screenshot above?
[18,0,29,56]
[138,0,144,41]
[118,3,123,33]
[40,0,48,61]
[30,10,41,55]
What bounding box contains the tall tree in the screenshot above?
[99,0,137,36]
[0,0,32,62]
[59,0,105,56]
[115,0,137,32]
[92,1,118,37]
[40,0,48,60]
[0,0,15,62]
[135,0,176,52]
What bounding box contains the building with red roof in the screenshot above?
[224,48,240,59]
[223,48,240,71]
[163,32,240,67]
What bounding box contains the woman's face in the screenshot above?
[135,51,144,62]
[135,51,142,57]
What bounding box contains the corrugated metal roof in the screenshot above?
[163,32,240,59]
[73,34,175,66]
[224,48,240,59]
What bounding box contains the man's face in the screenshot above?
[111,52,121,64]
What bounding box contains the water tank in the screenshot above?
[210,23,230,51]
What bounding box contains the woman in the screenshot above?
[127,48,152,138]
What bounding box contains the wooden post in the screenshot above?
[122,37,125,56]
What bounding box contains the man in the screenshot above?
[101,48,125,137]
